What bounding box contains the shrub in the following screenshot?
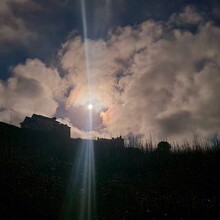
[156,141,171,153]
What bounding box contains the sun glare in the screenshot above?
[88,104,93,110]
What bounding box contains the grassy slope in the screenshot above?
[0,143,220,219]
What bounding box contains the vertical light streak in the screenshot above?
[61,140,97,220]
[80,0,92,103]
[61,1,97,220]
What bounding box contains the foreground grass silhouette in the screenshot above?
[0,142,219,219]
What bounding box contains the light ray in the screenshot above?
[80,0,92,101]
[61,1,97,219]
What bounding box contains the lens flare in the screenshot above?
[61,1,97,219]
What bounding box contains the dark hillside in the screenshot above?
[0,137,220,219]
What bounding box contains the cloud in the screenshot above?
[169,5,203,26]
[91,0,115,37]
[13,59,67,99]
[0,59,66,126]
[57,117,104,140]
[0,0,39,49]
[156,110,192,136]
[1,5,220,142]
[60,13,220,141]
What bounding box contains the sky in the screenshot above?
[1,0,220,142]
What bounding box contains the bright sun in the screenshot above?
[88,104,93,110]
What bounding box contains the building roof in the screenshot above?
[20,114,70,128]
[32,114,57,121]
[20,116,31,125]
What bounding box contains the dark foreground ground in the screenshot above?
[0,141,220,220]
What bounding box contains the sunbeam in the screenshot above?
[60,138,97,220]
[80,0,92,100]
[61,1,97,219]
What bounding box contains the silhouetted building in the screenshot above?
[20,114,70,141]
[1,114,124,148]
[96,136,124,147]
[0,121,21,147]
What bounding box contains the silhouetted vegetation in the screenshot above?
[0,135,220,219]
[156,141,171,153]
